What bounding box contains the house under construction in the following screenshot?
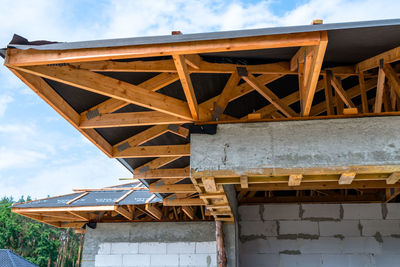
[3,18,400,266]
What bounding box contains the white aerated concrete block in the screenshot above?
[195,241,217,254]
[347,254,375,267]
[321,254,348,267]
[95,254,122,266]
[110,242,138,254]
[301,204,341,220]
[385,203,400,219]
[238,205,260,221]
[279,221,319,235]
[342,204,382,220]
[342,237,382,254]
[97,243,111,255]
[280,254,322,267]
[262,204,300,220]
[138,242,167,254]
[179,254,216,266]
[240,239,272,254]
[166,242,196,254]
[319,221,360,237]
[381,237,400,253]
[361,220,400,236]
[240,221,277,236]
[375,254,400,267]
[150,254,179,266]
[240,253,280,267]
[122,254,150,266]
[299,238,342,254]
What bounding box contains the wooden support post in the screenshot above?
[374,59,386,113]
[338,172,356,185]
[288,174,303,186]
[216,220,227,267]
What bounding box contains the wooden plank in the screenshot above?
[242,73,298,117]
[202,177,218,192]
[288,174,303,186]
[148,184,197,193]
[115,190,135,204]
[358,72,369,113]
[114,206,133,220]
[387,172,400,184]
[386,188,400,202]
[184,54,201,69]
[134,167,189,179]
[211,72,240,120]
[323,75,335,115]
[374,62,386,113]
[113,125,170,155]
[112,144,190,158]
[68,211,90,221]
[12,206,115,213]
[163,198,205,206]
[329,74,356,108]
[134,157,181,173]
[240,175,249,189]
[6,31,322,66]
[343,108,358,115]
[173,54,199,120]
[290,46,314,71]
[302,31,328,116]
[16,65,209,120]
[66,192,88,205]
[80,112,191,128]
[80,72,179,119]
[338,172,356,185]
[357,45,400,72]
[9,69,113,157]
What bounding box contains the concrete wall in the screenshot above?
[239,203,400,267]
[82,222,217,267]
[191,117,400,172]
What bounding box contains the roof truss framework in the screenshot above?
[5,24,400,222]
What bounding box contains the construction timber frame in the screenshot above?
[4,19,400,223]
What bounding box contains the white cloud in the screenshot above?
[0,95,13,117]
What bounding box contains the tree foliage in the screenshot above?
[0,197,83,267]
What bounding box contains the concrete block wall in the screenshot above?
[239,203,400,267]
[82,222,217,267]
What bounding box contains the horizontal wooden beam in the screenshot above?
[148,184,197,193]
[6,31,322,66]
[134,167,190,179]
[113,144,190,158]
[163,198,205,206]
[80,111,191,128]
[357,45,400,72]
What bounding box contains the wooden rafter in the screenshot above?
[134,167,189,179]
[148,184,197,193]
[328,72,356,109]
[301,31,328,116]
[211,72,240,121]
[173,54,200,120]
[112,144,190,158]
[356,45,400,72]
[374,61,386,113]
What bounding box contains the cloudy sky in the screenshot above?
[0,0,399,199]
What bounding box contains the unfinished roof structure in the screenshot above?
[3,18,400,225]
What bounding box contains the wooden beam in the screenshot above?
[173,54,200,120]
[6,31,322,66]
[357,45,400,72]
[66,192,88,205]
[134,167,190,179]
[374,61,386,113]
[290,46,315,71]
[323,75,335,115]
[145,204,162,220]
[387,172,400,184]
[240,175,249,189]
[216,221,227,266]
[134,157,181,173]
[163,198,205,206]
[114,206,133,220]
[288,174,303,186]
[383,63,400,98]
[242,73,298,117]
[115,190,135,204]
[184,54,201,69]
[302,31,328,116]
[182,206,195,220]
[386,188,400,202]
[148,184,197,193]
[112,144,190,158]
[338,172,356,185]
[80,111,192,129]
[16,65,210,120]
[9,69,113,157]
[202,177,218,192]
[358,71,369,113]
[113,125,170,155]
[328,73,356,109]
[211,72,240,121]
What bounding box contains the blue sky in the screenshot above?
[0,0,399,199]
